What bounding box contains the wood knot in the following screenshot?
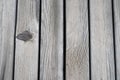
[16,30,32,42]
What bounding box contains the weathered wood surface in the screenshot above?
[90,0,115,80]
[0,0,16,80]
[40,0,63,80]
[114,0,120,79]
[66,0,89,80]
[14,0,40,80]
[0,0,120,80]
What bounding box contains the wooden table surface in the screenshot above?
[0,0,119,80]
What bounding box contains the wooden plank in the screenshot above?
[66,0,89,80]
[90,0,115,80]
[14,0,40,80]
[40,0,63,80]
[0,0,16,80]
[114,0,120,79]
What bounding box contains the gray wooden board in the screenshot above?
[0,0,16,80]
[14,0,40,80]
[40,0,63,80]
[66,0,89,80]
[90,0,115,80]
[114,0,120,79]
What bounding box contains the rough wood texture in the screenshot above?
[40,0,63,80]
[90,0,115,80]
[14,0,39,80]
[66,0,89,80]
[114,0,120,79]
[0,0,16,80]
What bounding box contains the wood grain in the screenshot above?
[90,0,115,80]
[114,0,120,79]
[40,0,63,80]
[0,0,16,80]
[14,0,39,80]
[66,0,89,80]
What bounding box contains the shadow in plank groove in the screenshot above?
[111,0,117,80]
[87,0,92,80]
[63,0,66,80]
[38,0,42,80]
[13,0,18,79]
